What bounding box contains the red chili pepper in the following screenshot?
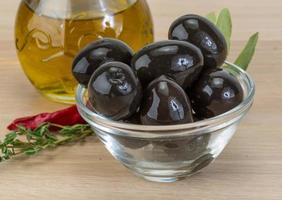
[7,105,86,131]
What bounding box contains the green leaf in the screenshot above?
[26,133,33,142]
[216,8,232,51]
[45,133,58,142]
[206,12,217,24]
[235,32,259,70]
[2,146,8,154]
[24,148,38,156]
[4,132,17,144]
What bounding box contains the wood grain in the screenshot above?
[0,0,282,199]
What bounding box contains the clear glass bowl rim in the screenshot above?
[76,61,255,138]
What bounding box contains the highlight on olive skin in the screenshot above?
[168,14,228,68]
[191,68,244,118]
[140,75,194,125]
[72,38,134,86]
[131,40,204,89]
[88,61,142,120]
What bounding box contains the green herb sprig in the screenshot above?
[0,123,93,162]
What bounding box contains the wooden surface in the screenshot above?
[0,0,282,199]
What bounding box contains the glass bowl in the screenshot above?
[75,62,255,182]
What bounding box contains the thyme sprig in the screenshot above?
[0,123,93,162]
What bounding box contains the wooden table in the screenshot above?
[1,0,282,199]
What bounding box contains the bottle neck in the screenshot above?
[24,0,138,19]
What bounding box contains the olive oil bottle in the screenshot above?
[15,0,154,103]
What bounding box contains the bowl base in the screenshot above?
[120,153,215,182]
[133,171,200,183]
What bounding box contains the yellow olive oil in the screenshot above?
[15,0,154,103]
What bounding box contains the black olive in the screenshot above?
[191,68,244,118]
[88,61,142,120]
[168,14,227,68]
[140,75,193,125]
[72,38,133,86]
[131,40,204,89]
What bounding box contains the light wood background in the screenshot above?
[0,0,282,199]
